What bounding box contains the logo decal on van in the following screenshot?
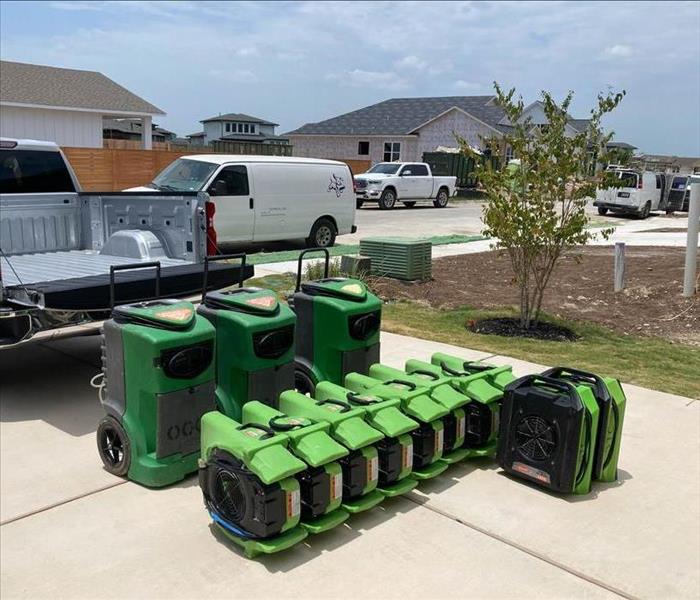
[328,174,346,197]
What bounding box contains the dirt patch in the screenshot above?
[470,318,578,341]
[372,246,700,344]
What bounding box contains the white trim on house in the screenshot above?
[286,133,418,138]
[0,101,163,117]
[407,106,504,137]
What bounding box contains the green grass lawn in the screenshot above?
[245,274,699,398]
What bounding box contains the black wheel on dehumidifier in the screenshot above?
[97,416,131,477]
[597,206,608,216]
[433,188,449,208]
[307,217,337,248]
[379,189,397,210]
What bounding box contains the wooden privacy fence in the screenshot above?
[62,147,372,191]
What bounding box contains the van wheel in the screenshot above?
[403,201,416,208]
[307,218,337,248]
[597,207,608,216]
[433,188,449,208]
[97,416,130,477]
[356,200,364,209]
[379,189,397,209]
[639,201,651,219]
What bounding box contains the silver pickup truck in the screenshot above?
[0,138,251,347]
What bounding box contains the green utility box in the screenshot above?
[314,382,419,497]
[197,254,295,421]
[242,401,349,534]
[498,375,600,495]
[97,296,216,488]
[365,364,471,464]
[291,249,382,394]
[541,367,626,483]
[358,237,432,281]
[344,372,449,480]
[278,390,385,513]
[199,411,308,558]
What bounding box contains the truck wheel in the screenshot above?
[402,201,416,208]
[379,189,397,210]
[639,201,651,219]
[433,188,449,208]
[97,416,131,477]
[597,207,608,216]
[307,218,337,248]
[356,200,364,209]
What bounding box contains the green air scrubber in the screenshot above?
[541,367,626,482]
[242,401,350,534]
[344,373,449,480]
[199,411,308,558]
[97,296,216,487]
[290,249,382,394]
[278,390,385,513]
[497,375,600,495]
[314,382,419,497]
[196,254,295,420]
[365,364,471,464]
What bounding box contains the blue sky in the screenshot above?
[1,0,699,155]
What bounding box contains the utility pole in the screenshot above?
[683,176,699,297]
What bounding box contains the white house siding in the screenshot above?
[0,105,103,148]
[290,135,419,164]
[415,109,500,156]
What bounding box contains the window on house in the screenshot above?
[244,124,250,133]
[250,124,256,134]
[505,146,514,162]
[225,123,231,133]
[238,123,243,133]
[383,141,401,162]
[358,141,370,155]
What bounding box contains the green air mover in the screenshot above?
[242,401,349,534]
[345,373,449,480]
[497,375,600,495]
[314,382,419,497]
[278,390,385,513]
[290,249,382,394]
[365,364,471,464]
[432,353,516,391]
[197,254,295,420]
[96,264,216,487]
[199,411,308,558]
[541,367,626,482]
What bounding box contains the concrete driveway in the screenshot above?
[1,331,697,599]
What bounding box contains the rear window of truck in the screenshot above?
[0,150,76,194]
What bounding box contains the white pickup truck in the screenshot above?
[354,162,457,209]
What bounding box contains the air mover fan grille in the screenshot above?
[516,416,556,461]
[212,468,247,523]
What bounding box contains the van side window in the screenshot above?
[0,150,76,194]
[212,165,249,196]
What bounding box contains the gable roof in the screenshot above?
[0,60,164,115]
[286,96,514,136]
[201,112,278,126]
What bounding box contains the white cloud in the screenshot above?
[395,55,428,71]
[236,46,258,57]
[603,44,634,58]
[329,69,411,91]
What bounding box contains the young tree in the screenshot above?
[459,84,624,330]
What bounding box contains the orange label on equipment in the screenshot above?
[154,308,193,322]
[287,489,300,518]
[246,296,277,308]
[512,461,551,484]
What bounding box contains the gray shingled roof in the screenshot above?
[286,96,514,136]
[0,60,164,115]
[201,112,278,126]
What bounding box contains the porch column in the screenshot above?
[141,115,152,149]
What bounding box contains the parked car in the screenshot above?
[0,138,248,348]
[354,162,457,209]
[594,168,663,219]
[127,155,356,248]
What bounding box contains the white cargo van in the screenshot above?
[594,168,663,218]
[129,155,356,248]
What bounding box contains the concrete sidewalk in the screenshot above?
[1,332,698,599]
